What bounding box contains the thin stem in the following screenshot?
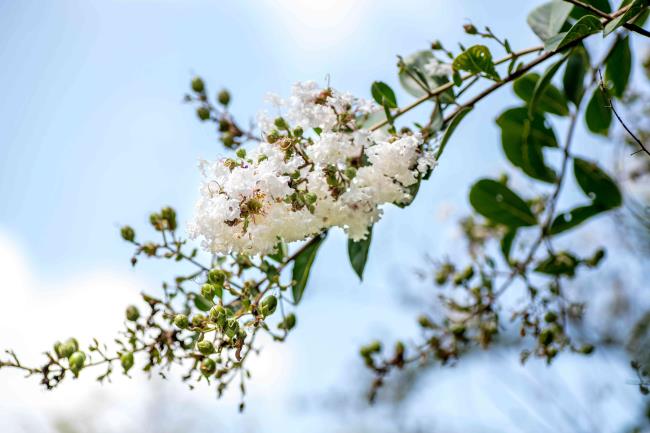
[369,45,544,131]
[563,0,650,38]
[596,69,650,157]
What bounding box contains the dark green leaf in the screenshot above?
[530,56,569,117]
[563,44,591,105]
[348,227,372,281]
[436,106,473,160]
[514,73,569,116]
[453,45,500,80]
[469,179,537,227]
[605,36,632,98]
[549,204,604,234]
[193,294,212,312]
[585,87,612,135]
[527,1,574,41]
[500,229,518,261]
[574,158,622,208]
[371,81,398,109]
[604,0,648,35]
[534,252,579,276]
[291,232,327,304]
[496,107,557,182]
[544,15,603,52]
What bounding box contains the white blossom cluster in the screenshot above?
[189,81,437,256]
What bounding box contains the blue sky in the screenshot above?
[1,1,646,432]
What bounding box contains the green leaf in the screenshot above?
[585,87,612,135]
[500,229,518,261]
[469,179,537,227]
[574,158,622,209]
[435,106,472,160]
[529,56,569,117]
[527,1,574,41]
[534,252,579,276]
[544,15,603,52]
[496,107,557,182]
[514,73,569,116]
[604,0,648,35]
[452,45,500,81]
[549,204,604,234]
[563,45,591,105]
[371,81,398,109]
[193,294,212,312]
[605,36,632,98]
[291,232,327,304]
[348,227,372,281]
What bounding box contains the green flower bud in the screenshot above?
[395,341,406,358]
[274,117,288,130]
[236,148,247,159]
[120,226,135,242]
[538,328,554,345]
[586,248,606,268]
[345,166,357,179]
[197,107,211,121]
[60,338,79,359]
[360,340,382,357]
[293,127,303,137]
[142,242,158,256]
[544,311,558,323]
[197,340,215,355]
[417,315,434,328]
[161,207,177,230]
[579,344,595,355]
[431,40,443,50]
[259,295,278,317]
[120,352,134,373]
[173,314,189,329]
[463,23,478,34]
[217,89,230,106]
[221,132,235,148]
[208,269,226,286]
[450,324,466,337]
[125,305,140,322]
[191,77,205,93]
[200,358,216,376]
[278,313,297,331]
[209,305,226,326]
[266,131,280,144]
[53,341,64,359]
[225,318,239,338]
[69,351,86,376]
[149,212,162,230]
[192,314,207,329]
[462,265,474,280]
[201,284,215,300]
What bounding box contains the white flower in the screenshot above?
[189,81,437,255]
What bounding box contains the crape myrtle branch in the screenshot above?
[359,6,648,400]
[596,69,650,157]
[1,0,648,406]
[564,0,650,37]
